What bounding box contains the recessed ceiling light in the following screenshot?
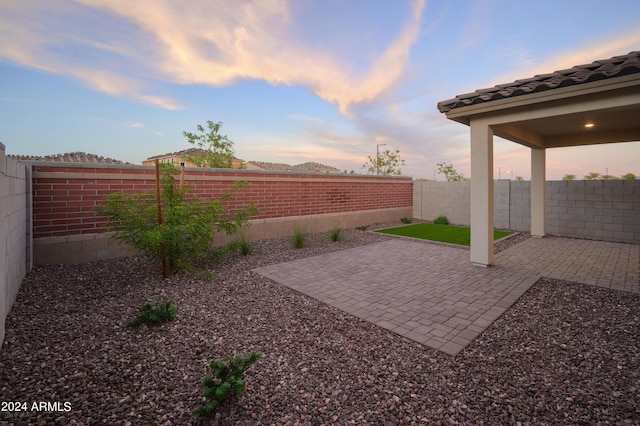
[584,123,595,128]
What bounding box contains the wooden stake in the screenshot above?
[179,162,185,192]
[155,159,168,278]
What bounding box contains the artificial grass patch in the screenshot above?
[376,223,512,246]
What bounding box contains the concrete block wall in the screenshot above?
[413,181,470,226]
[413,180,640,244]
[0,142,30,347]
[31,163,413,264]
[546,180,640,243]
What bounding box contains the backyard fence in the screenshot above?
[413,180,640,244]
[0,143,30,347]
[30,163,413,264]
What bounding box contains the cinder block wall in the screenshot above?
[31,163,413,264]
[546,180,640,243]
[0,142,30,347]
[413,180,640,244]
[413,181,471,225]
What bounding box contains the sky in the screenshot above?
[1,0,639,180]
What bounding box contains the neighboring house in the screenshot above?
[246,161,342,173]
[141,148,244,168]
[8,151,130,164]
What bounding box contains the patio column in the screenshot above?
[470,120,494,267]
[531,147,546,237]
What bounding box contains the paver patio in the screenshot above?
[253,235,640,356]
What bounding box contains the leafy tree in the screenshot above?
[514,176,525,181]
[562,174,576,181]
[601,174,620,180]
[583,172,601,180]
[362,148,405,175]
[182,120,236,168]
[437,162,465,182]
[97,164,257,276]
[622,172,637,180]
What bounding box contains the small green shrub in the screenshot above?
[195,351,262,418]
[292,227,305,248]
[127,300,177,327]
[237,234,252,256]
[433,215,449,225]
[329,227,341,242]
[400,217,413,224]
[356,225,369,231]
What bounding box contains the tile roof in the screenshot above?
[144,148,242,161]
[438,51,640,113]
[8,151,129,164]
[247,161,341,173]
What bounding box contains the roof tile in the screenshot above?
[438,51,640,113]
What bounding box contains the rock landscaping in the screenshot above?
[1,224,638,425]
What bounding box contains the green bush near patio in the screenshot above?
[376,223,511,246]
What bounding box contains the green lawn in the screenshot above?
[376,223,512,246]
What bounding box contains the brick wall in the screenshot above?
[31,163,413,263]
[1,142,30,347]
[413,180,640,244]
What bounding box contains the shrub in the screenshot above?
[237,234,252,256]
[97,164,257,277]
[195,351,262,418]
[356,225,369,231]
[434,215,449,225]
[127,300,177,327]
[400,217,412,224]
[293,227,305,248]
[329,227,341,242]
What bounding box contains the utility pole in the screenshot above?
[376,143,387,175]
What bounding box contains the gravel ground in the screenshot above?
[1,222,638,425]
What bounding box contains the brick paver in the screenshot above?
[253,236,639,356]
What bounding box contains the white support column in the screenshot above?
[470,120,494,266]
[531,148,546,237]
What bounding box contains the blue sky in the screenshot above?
[1,0,639,180]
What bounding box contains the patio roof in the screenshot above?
[437,51,640,266]
[438,51,640,149]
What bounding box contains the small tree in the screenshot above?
[601,174,620,180]
[562,174,576,181]
[97,165,257,276]
[182,121,236,168]
[514,176,525,181]
[362,148,405,175]
[622,172,637,180]
[584,172,601,180]
[437,162,465,182]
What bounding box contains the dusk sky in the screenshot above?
[1,0,639,180]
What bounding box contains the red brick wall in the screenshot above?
[32,164,413,239]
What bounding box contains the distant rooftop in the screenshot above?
[438,51,640,113]
[247,161,341,173]
[9,151,130,164]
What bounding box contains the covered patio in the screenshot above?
[437,51,640,266]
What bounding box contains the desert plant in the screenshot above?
[329,227,341,242]
[195,351,262,418]
[127,300,177,327]
[237,234,252,256]
[292,227,306,248]
[400,217,412,224]
[97,164,257,276]
[356,225,369,231]
[433,215,449,225]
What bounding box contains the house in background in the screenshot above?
[245,161,342,173]
[9,151,130,164]
[142,149,342,173]
[141,148,244,168]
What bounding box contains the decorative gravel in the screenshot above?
[1,224,638,425]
